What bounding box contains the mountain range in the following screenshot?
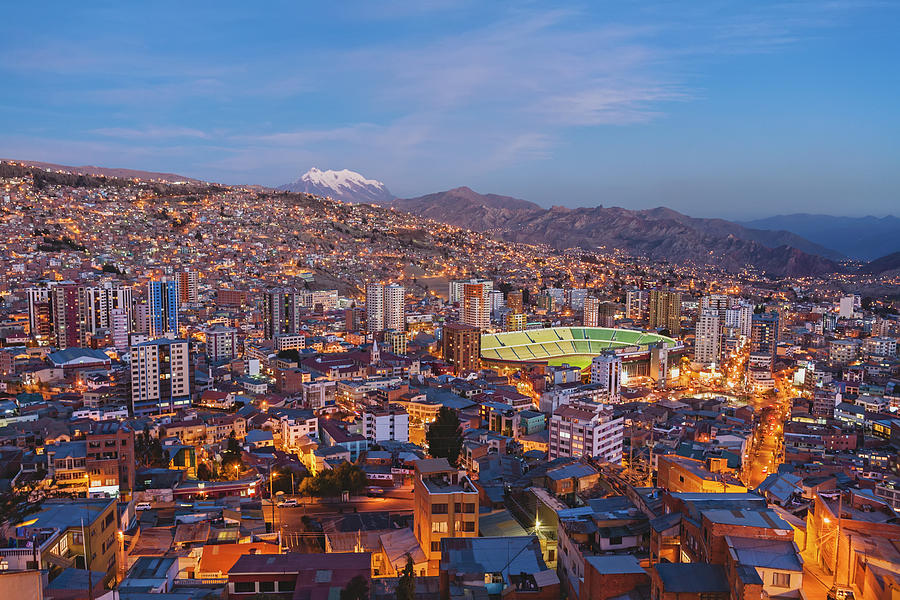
[740,214,900,261]
[270,168,900,277]
[277,168,395,204]
[388,187,841,276]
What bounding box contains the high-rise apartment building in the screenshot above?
[204,325,238,363]
[449,278,492,305]
[413,458,479,574]
[694,308,722,367]
[625,289,647,321]
[384,284,405,331]
[462,283,490,330]
[178,270,199,305]
[79,284,132,345]
[506,290,524,313]
[724,302,753,338]
[750,312,779,360]
[648,289,682,336]
[583,297,600,327]
[110,307,130,352]
[366,283,405,332]
[442,323,481,374]
[567,288,588,310]
[50,284,81,349]
[263,289,302,339]
[130,338,190,416]
[148,279,180,337]
[27,286,53,343]
[590,351,622,402]
[548,401,623,463]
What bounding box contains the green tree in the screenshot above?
[426,407,463,467]
[396,555,416,600]
[340,575,369,600]
[221,431,244,475]
[197,462,213,481]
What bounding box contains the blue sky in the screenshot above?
[0,1,898,218]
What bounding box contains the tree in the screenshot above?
[340,575,369,600]
[396,555,416,600]
[426,407,463,467]
[197,462,212,481]
[221,431,244,475]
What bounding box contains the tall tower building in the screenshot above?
[694,308,722,367]
[625,290,647,321]
[110,308,130,352]
[548,402,623,463]
[449,278,493,305]
[648,289,682,336]
[725,302,753,338]
[366,283,405,333]
[50,284,81,349]
[384,284,405,332]
[79,284,133,345]
[178,270,199,305]
[506,290,524,313]
[442,323,481,374]
[462,283,490,330]
[583,297,600,327]
[365,284,384,332]
[263,289,302,339]
[27,287,53,343]
[590,351,622,402]
[750,312,779,360]
[701,294,730,323]
[130,338,190,416]
[148,279,180,337]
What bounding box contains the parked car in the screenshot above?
[827,586,854,600]
[366,487,384,497]
[135,502,152,511]
[278,499,299,508]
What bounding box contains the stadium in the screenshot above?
[480,326,683,381]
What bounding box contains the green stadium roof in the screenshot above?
[481,326,678,368]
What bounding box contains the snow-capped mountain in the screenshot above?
[277,168,394,204]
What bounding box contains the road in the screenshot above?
[263,486,414,531]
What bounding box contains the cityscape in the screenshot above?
[1,3,899,600]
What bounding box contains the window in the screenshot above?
[233,582,255,593]
[278,580,296,592]
[609,536,623,545]
[259,581,275,593]
[432,503,448,515]
[431,542,440,552]
[464,503,476,513]
[462,521,475,532]
[432,521,448,533]
[454,503,461,513]
[772,572,791,587]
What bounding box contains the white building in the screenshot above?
[549,401,623,464]
[590,351,622,402]
[462,282,491,330]
[583,297,600,328]
[279,410,319,449]
[110,307,129,352]
[449,278,493,305]
[863,336,897,358]
[366,283,405,332]
[694,308,722,367]
[130,338,190,416]
[274,333,307,352]
[725,302,754,339]
[567,288,588,310]
[625,290,646,321]
[363,405,410,443]
[204,325,237,363]
[839,295,860,319]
